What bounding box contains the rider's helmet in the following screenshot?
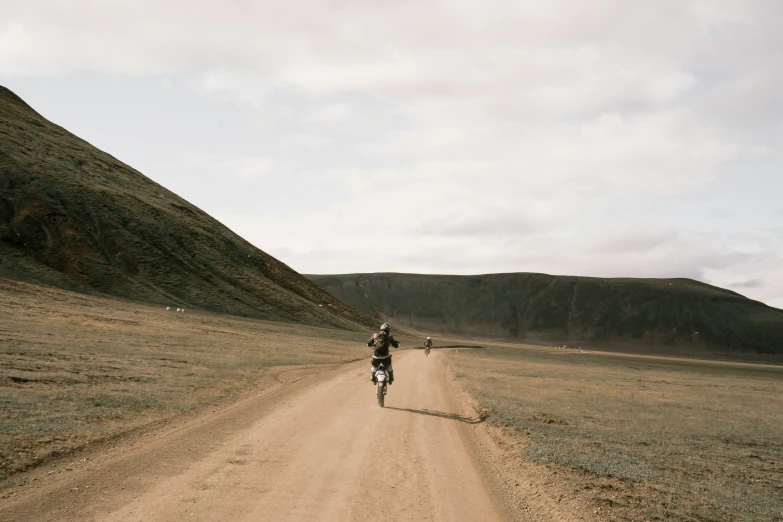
[427,337,431,340]
[380,323,391,332]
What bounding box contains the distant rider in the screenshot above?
[424,337,433,351]
[367,323,400,385]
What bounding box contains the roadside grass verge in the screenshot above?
[446,345,783,521]
[0,280,368,485]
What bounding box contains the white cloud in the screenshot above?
[237,157,272,181]
[2,0,782,308]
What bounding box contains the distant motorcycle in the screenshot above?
[374,363,389,407]
[425,346,430,357]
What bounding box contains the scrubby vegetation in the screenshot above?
[446,344,783,521]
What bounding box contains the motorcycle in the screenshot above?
[374,363,389,407]
[425,346,430,357]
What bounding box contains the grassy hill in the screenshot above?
[308,273,783,354]
[0,85,374,329]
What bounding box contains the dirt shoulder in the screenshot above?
[438,352,595,522]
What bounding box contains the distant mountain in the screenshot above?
[308,273,783,353]
[0,85,374,329]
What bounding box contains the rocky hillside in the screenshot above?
[0,85,374,329]
[308,273,783,353]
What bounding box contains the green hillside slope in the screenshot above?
[309,273,783,353]
[0,86,374,329]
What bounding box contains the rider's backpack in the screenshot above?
[375,330,390,350]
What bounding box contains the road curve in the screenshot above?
[3,351,503,521]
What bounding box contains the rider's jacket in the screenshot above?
[424,339,432,348]
[367,330,399,358]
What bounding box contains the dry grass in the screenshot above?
[446,344,783,521]
[0,278,371,485]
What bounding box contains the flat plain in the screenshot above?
[0,277,371,484]
[0,279,510,522]
[2,277,782,521]
[445,342,783,521]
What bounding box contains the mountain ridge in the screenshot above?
[0,85,375,330]
[308,272,783,353]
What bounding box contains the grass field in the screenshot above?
[446,344,783,521]
[0,278,374,485]
[4,275,782,521]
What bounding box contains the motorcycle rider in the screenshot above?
[367,323,400,385]
[424,337,433,351]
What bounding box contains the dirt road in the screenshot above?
[2,351,503,521]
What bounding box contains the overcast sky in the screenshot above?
[2,0,782,308]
